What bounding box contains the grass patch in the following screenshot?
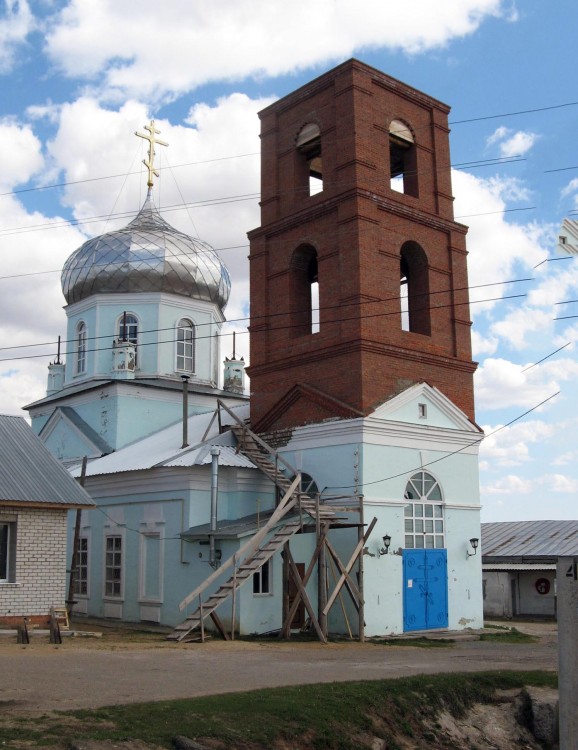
[0,671,557,750]
[370,636,455,647]
[479,627,537,644]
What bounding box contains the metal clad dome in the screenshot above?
[61,194,231,309]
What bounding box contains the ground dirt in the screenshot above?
[0,620,559,749]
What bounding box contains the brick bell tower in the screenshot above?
[247,59,476,433]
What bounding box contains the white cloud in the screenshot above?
[485,126,539,157]
[480,419,555,465]
[453,170,547,314]
[474,357,578,411]
[540,474,578,493]
[471,328,498,356]
[45,0,508,101]
[0,118,43,189]
[481,474,533,494]
[0,0,33,73]
[560,177,578,200]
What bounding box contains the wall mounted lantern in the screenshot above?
[378,534,392,556]
[466,537,479,559]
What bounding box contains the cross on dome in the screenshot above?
[135,120,168,188]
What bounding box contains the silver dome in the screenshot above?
[61,194,231,309]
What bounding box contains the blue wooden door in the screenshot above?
[402,549,448,631]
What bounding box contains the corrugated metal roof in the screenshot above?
[72,403,253,477]
[482,563,557,571]
[0,415,94,507]
[481,520,578,558]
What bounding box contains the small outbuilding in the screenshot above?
[481,520,578,619]
[0,415,94,627]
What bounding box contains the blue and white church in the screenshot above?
[25,61,484,640]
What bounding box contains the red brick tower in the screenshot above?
[247,59,476,433]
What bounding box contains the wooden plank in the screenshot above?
[285,546,326,643]
[325,537,362,605]
[179,475,301,611]
[323,517,377,617]
[280,535,325,639]
[210,611,230,641]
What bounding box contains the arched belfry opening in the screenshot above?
[400,242,431,336]
[248,59,477,429]
[389,119,418,197]
[296,123,323,196]
[290,244,319,335]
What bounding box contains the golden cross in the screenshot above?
[135,120,168,188]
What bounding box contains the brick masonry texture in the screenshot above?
[0,505,68,620]
[247,59,476,432]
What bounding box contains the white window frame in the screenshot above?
[117,313,139,367]
[403,471,445,549]
[104,535,123,599]
[0,520,16,583]
[74,536,89,597]
[175,318,195,374]
[75,321,87,375]
[253,559,272,596]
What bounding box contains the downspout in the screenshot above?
[209,447,220,568]
[181,375,190,448]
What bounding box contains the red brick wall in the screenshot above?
[248,59,476,432]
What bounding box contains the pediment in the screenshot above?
[369,383,480,433]
[252,382,363,433]
[39,407,111,461]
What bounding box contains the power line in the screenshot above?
[324,391,560,491]
[0,277,533,355]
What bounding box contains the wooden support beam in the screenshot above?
[281,534,325,638]
[325,537,362,609]
[323,517,377,617]
[210,610,230,641]
[284,546,327,643]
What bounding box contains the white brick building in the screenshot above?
[0,415,93,626]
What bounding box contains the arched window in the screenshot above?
[176,318,195,373]
[296,123,323,196]
[389,119,418,197]
[400,242,430,335]
[75,321,87,375]
[118,313,138,366]
[290,244,319,336]
[404,471,444,549]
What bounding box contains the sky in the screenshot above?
[1,0,578,522]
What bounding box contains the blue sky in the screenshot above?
[1,0,578,522]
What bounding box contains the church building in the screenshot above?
[25,60,483,639]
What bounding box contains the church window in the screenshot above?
[404,471,444,549]
[297,123,323,196]
[389,120,418,197]
[104,535,122,598]
[253,559,271,595]
[118,313,139,366]
[290,245,319,336]
[75,321,87,375]
[400,242,431,336]
[176,318,195,373]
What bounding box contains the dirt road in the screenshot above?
[0,622,557,714]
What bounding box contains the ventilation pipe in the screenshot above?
[209,447,220,568]
[181,375,190,448]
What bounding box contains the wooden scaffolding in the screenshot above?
[167,401,375,643]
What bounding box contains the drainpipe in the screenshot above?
[209,447,220,568]
[181,375,190,448]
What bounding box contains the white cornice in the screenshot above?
[279,416,482,455]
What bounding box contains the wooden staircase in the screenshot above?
[167,404,339,643]
[229,423,335,522]
[167,519,301,642]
